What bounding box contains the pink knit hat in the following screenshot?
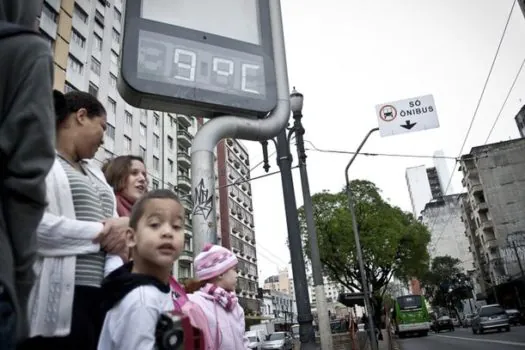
[194,243,238,281]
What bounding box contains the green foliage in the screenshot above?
[298,179,431,297]
[421,256,471,314]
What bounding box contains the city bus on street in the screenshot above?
[392,294,431,338]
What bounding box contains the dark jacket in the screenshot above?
[0,0,55,343]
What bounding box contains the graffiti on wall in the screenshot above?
[192,178,214,219]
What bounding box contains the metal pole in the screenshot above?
[513,241,525,279]
[276,130,316,348]
[292,110,333,349]
[344,127,379,350]
[191,0,291,254]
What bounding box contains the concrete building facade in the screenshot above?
[421,194,471,272]
[459,138,525,287]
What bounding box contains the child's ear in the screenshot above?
[126,227,137,248]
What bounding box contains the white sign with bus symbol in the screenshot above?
[375,94,439,137]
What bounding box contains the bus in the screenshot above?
[392,294,431,338]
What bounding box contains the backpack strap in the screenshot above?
[0,20,38,40]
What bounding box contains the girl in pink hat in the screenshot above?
[185,244,249,349]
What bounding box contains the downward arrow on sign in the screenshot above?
[401,120,417,130]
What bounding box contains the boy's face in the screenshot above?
[128,198,185,268]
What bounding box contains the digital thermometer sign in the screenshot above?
[119,0,278,118]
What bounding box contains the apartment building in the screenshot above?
[39,0,198,279]
[216,139,259,315]
[459,138,525,290]
[421,194,471,272]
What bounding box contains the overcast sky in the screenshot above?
[243,0,525,284]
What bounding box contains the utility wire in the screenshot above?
[430,0,517,252]
[484,55,525,143]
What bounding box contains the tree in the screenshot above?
[298,179,431,299]
[421,256,472,319]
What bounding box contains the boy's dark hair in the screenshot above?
[129,189,183,230]
[53,90,107,129]
[102,155,146,193]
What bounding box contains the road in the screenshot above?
[398,326,525,350]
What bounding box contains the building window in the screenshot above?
[125,111,133,125]
[107,98,116,114]
[93,33,103,51]
[90,57,101,75]
[114,7,122,23]
[167,136,174,150]
[73,4,88,23]
[110,50,119,66]
[111,28,120,43]
[140,123,146,137]
[67,55,83,74]
[88,82,98,97]
[168,159,174,173]
[124,136,132,152]
[169,115,176,127]
[153,156,160,171]
[71,29,85,48]
[105,124,115,140]
[152,179,159,189]
[109,73,117,87]
[154,113,160,126]
[140,110,147,124]
[64,82,77,93]
[95,10,104,27]
[140,146,146,160]
[153,134,160,149]
[104,149,113,160]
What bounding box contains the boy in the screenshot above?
[97,189,186,350]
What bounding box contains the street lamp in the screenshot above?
[261,88,332,349]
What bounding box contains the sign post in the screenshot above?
[375,94,440,137]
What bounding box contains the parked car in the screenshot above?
[505,309,523,326]
[261,332,293,350]
[245,331,263,350]
[472,304,510,334]
[433,316,455,333]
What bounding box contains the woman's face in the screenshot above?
[122,160,148,202]
[76,109,106,160]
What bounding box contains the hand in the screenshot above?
[94,217,130,256]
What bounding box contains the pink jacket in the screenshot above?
[188,291,249,350]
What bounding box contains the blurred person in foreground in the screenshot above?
[0,0,55,348]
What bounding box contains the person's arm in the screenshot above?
[0,49,55,284]
[37,212,104,256]
[237,305,250,349]
[109,304,160,350]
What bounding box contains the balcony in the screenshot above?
[475,201,488,212]
[177,130,193,147]
[470,183,482,195]
[178,114,192,127]
[180,196,192,212]
[481,219,493,231]
[178,151,191,169]
[179,250,193,262]
[177,174,191,191]
[484,238,498,250]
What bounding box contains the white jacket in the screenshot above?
[28,157,123,337]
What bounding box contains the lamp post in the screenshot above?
[261,88,332,349]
